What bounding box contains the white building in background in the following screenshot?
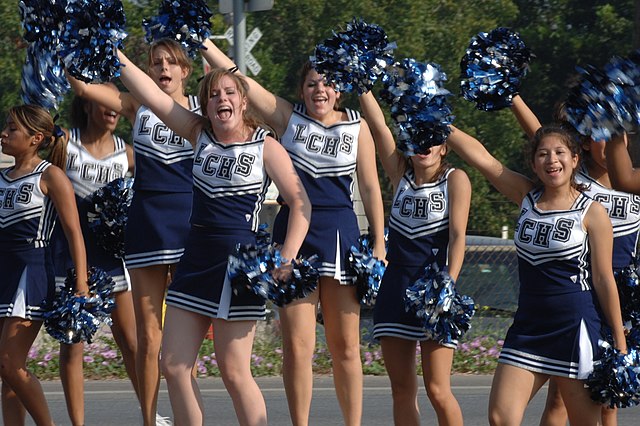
[0,152,14,168]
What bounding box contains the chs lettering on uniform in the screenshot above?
[0,183,34,209]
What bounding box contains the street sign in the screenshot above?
[219,0,274,14]
[221,27,263,75]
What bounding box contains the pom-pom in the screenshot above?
[586,340,640,408]
[404,263,475,345]
[57,0,128,83]
[460,27,532,111]
[311,18,396,94]
[142,0,212,59]
[19,0,69,109]
[380,58,454,156]
[87,177,134,259]
[43,267,116,344]
[615,260,640,330]
[227,225,319,307]
[564,52,640,141]
[348,234,386,306]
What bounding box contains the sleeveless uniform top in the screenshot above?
[131,95,200,192]
[190,127,271,232]
[577,166,640,269]
[65,128,130,199]
[0,161,56,250]
[387,168,453,266]
[279,104,360,209]
[514,189,593,296]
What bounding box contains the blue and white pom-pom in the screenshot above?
[19,0,69,109]
[43,267,116,344]
[311,18,396,94]
[87,177,134,259]
[404,263,475,345]
[57,0,128,83]
[227,225,319,307]
[564,52,640,141]
[348,234,386,306]
[586,339,640,408]
[380,58,454,156]
[142,0,212,59]
[614,260,640,329]
[460,27,532,111]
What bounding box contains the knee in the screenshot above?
[326,337,360,363]
[389,379,418,405]
[283,335,315,361]
[137,327,162,355]
[219,363,253,393]
[0,353,21,383]
[425,382,452,408]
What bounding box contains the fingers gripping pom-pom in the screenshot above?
[311,18,396,94]
[404,264,475,346]
[380,58,454,156]
[460,27,532,111]
[348,234,386,307]
[564,52,640,141]
[43,267,116,344]
[19,0,69,109]
[142,0,213,59]
[87,177,134,259]
[586,341,640,408]
[227,225,319,307]
[57,0,128,83]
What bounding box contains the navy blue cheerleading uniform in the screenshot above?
[373,168,456,347]
[273,104,361,283]
[0,161,57,320]
[124,96,200,269]
[577,166,640,270]
[499,189,605,379]
[50,129,131,292]
[166,127,272,320]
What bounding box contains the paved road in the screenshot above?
[22,375,640,425]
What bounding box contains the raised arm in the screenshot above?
[41,166,89,294]
[356,119,387,260]
[66,73,139,123]
[604,133,640,193]
[446,125,533,205]
[446,169,471,281]
[263,136,311,261]
[358,91,405,186]
[511,95,542,139]
[585,202,627,353]
[201,38,292,135]
[117,51,204,145]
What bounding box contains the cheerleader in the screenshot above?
[0,104,88,425]
[114,49,311,425]
[446,124,626,425]
[67,39,198,426]
[511,95,640,426]
[49,87,138,426]
[358,91,470,425]
[200,37,385,426]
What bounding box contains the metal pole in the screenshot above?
[233,0,247,74]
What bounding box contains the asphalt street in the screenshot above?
[20,375,640,425]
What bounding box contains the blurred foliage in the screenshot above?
[0,0,636,236]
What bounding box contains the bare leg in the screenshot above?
[60,342,84,426]
[602,405,617,426]
[110,290,140,399]
[160,306,210,425]
[380,337,420,426]
[278,289,319,426]
[320,277,362,426]
[129,264,171,426]
[214,319,267,426]
[2,375,26,425]
[488,364,548,426]
[0,318,53,425]
[556,377,602,426]
[539,378,568,426]
[420,341,463,426]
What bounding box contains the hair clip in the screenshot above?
[53,124,65,138]
[228,66,239,73]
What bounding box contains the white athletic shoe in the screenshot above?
[155,413,173,426]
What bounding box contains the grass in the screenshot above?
[28,310,509,380]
